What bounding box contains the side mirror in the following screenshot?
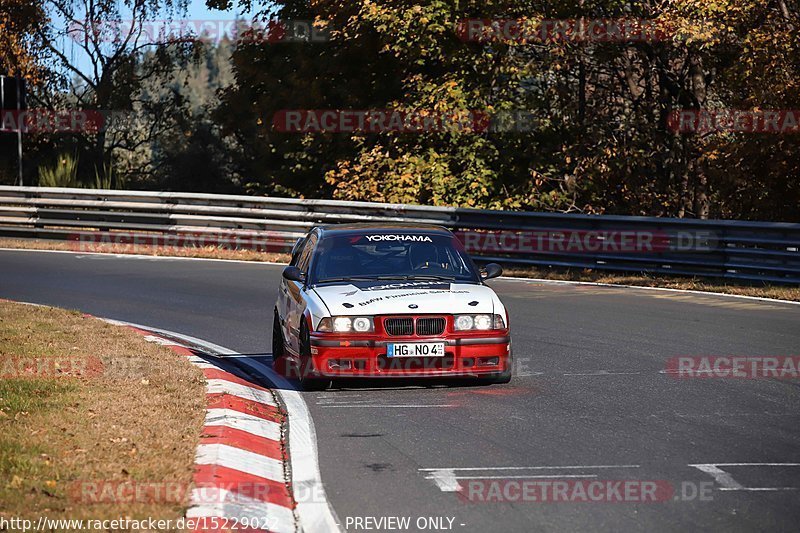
[480,263,503,281]
[283,266,306,283]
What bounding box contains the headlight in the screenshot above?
[316,316,374,333]
[333,317,352,332]
[454,314,506,331]
[474,314,492,330]
[455,315,474,330]
[353,317,372,332]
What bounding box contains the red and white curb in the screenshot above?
[103,319,341,533]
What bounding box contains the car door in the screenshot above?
[283,232,316,354]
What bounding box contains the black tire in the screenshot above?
[494,348,514,383]
[298,322,330,391]
[273,310,295,377]
[475,351,513,385]
[272,310,285,359]
[492,368,513,384]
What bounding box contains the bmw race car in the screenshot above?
[272,223,512,390]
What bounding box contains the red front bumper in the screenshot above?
[307,317,511,378]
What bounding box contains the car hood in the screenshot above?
[312,280,496,316]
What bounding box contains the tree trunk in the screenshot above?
[694,165,709,219]
[687,50,708,218]
[578,57,586,126]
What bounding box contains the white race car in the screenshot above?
[272,223,512,390]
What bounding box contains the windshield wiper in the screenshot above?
[316,276,380,283]
[367,275,457,281]
[402,275,457,281]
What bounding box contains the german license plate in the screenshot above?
[386,342,445,358]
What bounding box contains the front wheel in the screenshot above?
[272,310,285,358]
[475,351,513,385]
[298,322,330,391]
[272,310,289,375]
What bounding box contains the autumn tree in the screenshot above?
[213,0,799,220]
[33,0,201,187]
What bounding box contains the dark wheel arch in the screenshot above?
[298,319,330,391]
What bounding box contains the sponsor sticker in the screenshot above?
[362,235,434,243]
[354,282,453,293]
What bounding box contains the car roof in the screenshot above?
[315,222,453,237]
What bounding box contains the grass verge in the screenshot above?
[0,301,205,522]
[1,237,797,302]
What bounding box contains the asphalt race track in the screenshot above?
[1,249,799,532]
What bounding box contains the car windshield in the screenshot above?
[310,232,478,284]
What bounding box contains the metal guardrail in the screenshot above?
[0,186,798,284]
